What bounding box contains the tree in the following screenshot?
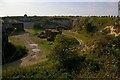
[24,14,27,17]
[85,23,97,33]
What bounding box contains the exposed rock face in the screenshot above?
[103,26,120,37]
[24,22,34,28]
[2,17,73,30]
[2,18,24,32]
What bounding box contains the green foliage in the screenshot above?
[3,17,120,79]
[72,17,89,32]
[85,59,100,72]
[72,17,119,33]
[91,35,120,78]
[85,23,97,33]
[95,35,120,57]
[49,34,81,72]
[55,34,79,46]
[2,60,76,79]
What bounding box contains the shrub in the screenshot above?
[85,23,97,33]
[55,34,79,46]
[49,35,82,73]
[88,60,100,72]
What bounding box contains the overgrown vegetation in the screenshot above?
[3,34,101,79]
[49,35,81,73]
[2,16,120,79]
[72,17,119,33]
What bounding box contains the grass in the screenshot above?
[63,30,98,47]
[63,30,104,55]
[25,28,43,35]
[26,29,91,55]
[9,35,25,47]
[25,28,55,54]
[28,29,93,56]
[30,35,54,53]
[3,29,120,79]
[29,34,54,54]
[3,35,28,64]
[9,28,54,54]
[2,59,63,79]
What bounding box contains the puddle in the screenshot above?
[30,44,38,47]
[32,49,40,53]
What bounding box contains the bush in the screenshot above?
[55,34,79,46]
[85,23,97,33]
[49,35,82,73]
[87,60,100,72]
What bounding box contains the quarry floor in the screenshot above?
[3,29,96,69]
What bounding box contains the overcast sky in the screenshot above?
[1,0,119,2]
[0,0,119,16]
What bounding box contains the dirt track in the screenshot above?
[3,31,46,68]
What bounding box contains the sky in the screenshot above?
[0,0,119,17]
[0,0,119,2]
